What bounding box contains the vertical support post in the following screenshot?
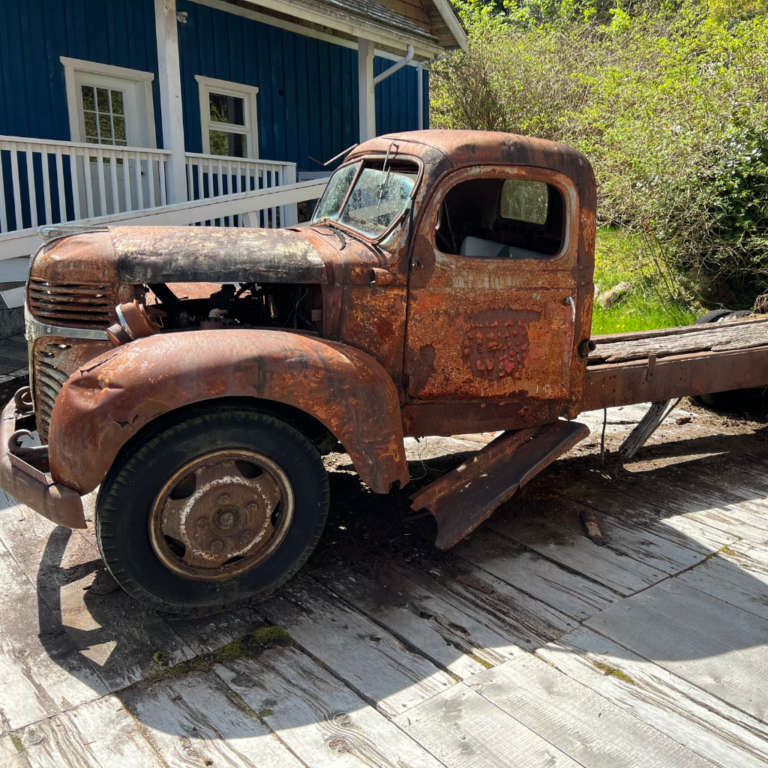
[417,62,423,130]
[357,38,376,142]
[155,0,188,203]
[282,164,298,226]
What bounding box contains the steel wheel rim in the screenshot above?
[149,449,295,581]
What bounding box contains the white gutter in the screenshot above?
[417,61,424,129]
[373,45,414,86]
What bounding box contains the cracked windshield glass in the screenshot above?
[313,160,417,237]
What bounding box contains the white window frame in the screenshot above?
[61,57,157,148]
[195,75,259,159]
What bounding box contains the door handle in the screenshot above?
[565,296,576,323]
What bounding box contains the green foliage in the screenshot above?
[432,2,768,307]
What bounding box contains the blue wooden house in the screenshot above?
[0,0,465,295]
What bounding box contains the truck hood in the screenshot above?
[110,225,328,284]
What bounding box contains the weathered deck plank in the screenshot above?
[454,526,618,620]
[216,646,445,768]
[0,493,197,692]
[0,542,107,731]
[258,577,455,715]
[394,683,580,767]
[311,562,521,676]
[469,655,714,767]
[13,696,163,768]
[537,626,768,768]
[121,671,304,768]
[586,579,768,720]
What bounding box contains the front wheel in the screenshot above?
[96,404,329,613]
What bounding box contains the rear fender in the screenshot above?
[48,330,409,494]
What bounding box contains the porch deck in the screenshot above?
[1,402,768,766]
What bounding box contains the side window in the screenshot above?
[195,76,259,158]
[434,176,565,258]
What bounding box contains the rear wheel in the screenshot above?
[96,404,329,613]
[692,309,753,409]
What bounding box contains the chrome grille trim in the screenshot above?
[28,277,117,329]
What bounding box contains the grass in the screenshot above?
[592,226,698,335]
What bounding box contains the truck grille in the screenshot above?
[32,338,113,442]
[28,278,117,329]
[34,347,68,442]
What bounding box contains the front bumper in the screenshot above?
[0,387,85,528]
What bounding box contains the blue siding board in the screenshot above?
[2,0,427,217]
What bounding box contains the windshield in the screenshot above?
[313,160,417,238]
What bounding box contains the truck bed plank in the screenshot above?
[537,626,768,768]
[394,683,580,768]
[258,576,456,715]
[467,654,713,768]
[214,647,445,768]
[591,319,768,363]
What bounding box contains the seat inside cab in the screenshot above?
[435,177,565,259]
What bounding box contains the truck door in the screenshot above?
[403,165,583,412]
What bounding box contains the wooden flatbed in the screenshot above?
[583,316,768,411]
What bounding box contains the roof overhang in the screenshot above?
[242,0,447,57]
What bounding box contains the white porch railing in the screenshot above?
[184,153,297,229]
[0,135,171,232]
[0,178,328,267]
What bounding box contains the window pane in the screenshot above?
[340,167,415,237]
[97,88,110,113]
[113,115,126,143]
[313,162,359,222]
[111,90,124,115]
[98,114,113,141]
[84,111,98,140]
[209,129,247,157]
[210,92,245,126]
[500,179,549,225]
[82,86,95,111]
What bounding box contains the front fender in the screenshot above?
[48,329,409,495]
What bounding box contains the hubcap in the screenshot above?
[149,449,294,581]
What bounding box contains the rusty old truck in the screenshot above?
[3,130,768,612]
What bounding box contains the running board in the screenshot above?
[409,420,590,550]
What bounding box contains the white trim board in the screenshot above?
[190,0,439,60]
[60,57,157,148]
[195,75,260,158]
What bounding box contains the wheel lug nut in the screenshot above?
[196,517,208,529]
[210,539,224,553]
[217,494,231,506]
[247,503,259,514]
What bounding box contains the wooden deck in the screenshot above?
[2,403,768,766]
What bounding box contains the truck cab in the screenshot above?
[0,131,617,612]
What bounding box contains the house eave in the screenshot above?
[241,0,445,57]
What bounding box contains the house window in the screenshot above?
[60,57,156,148]
[195,76,259,158]
[81,86,127,146]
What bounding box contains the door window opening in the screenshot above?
[435,176,565,259]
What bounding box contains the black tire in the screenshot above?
[692,309,752,409]
[694,308,734,325]
[96,403,329,613]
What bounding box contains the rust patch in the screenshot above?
[462,308,538,380]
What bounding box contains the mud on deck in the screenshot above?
[2,401,768,766]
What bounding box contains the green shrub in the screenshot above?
[432,3,768,307]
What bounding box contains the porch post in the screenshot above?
[357,38,376,142]
[155,0,188,203]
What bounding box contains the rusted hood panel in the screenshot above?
[110,226,328,284]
